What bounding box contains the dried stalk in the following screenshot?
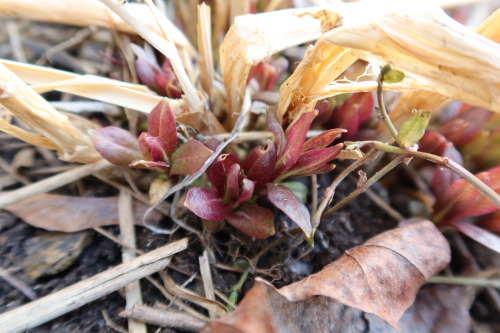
[197,3,214,98]
[120,305,205,332]
[0,63,100,162]
[0,0,194,55]
[0,239,188,333]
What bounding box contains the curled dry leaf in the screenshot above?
[3,194,162,232]
[202,221,450,332]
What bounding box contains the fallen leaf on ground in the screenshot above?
[4,194,162,232]
[202,221,451,332]
[22,231,92,280]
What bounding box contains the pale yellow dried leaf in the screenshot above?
[220,7,330,129]
[0,63,100,163]
[0,0,194,56]
[324,7,500,112]
[197,3,214,98]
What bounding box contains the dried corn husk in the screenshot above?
[0,0,194,56]
[324,6,500,112]
[374,7,500,141]
[0,63,101,163]
[0,60,224,134]
[220,7,338,129]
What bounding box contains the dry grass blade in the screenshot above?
[197,3,214,99]
[376,7,500,141]
[325,6,500,112]
[220,7,326,129]
[0,0,194,55]
[1,59,224,134]
[0,63,100,163]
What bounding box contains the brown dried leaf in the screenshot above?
[202,221,451,332]
[4,194,161,232]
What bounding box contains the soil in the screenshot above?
[0,165,398,332]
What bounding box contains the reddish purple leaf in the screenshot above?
[274,110,317,179]
[288,164,337,179]
[170,139,213,175]
[145,136,168,162]
[477,211,500,232]
[434,165,500,223]
[329,92,374,140]
[440,107,490,147]
[148,100,177,158]
[155,71,183,99]
[185,187,230,221]
[209,154,240,196]
[267,183,311,237]
[138,132,152,160]
[91,126,143,167]
[241,140,277,187]
[267,107,286,154]
[224,164,241,203]
[302,129,345,152]
[279,144,342,180]
[448,220,500,253]
[233,179,255,206]
[226,204,275,239]
[132,44,162,93]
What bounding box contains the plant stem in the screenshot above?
[312,149,379,229]
[228,269,249,311]
[428,275,500,289]
[377,70,399,141]
[323,154,405,218]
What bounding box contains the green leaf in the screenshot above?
[397,110,431,148]
[279,181,308,203]
[381,64,405,83]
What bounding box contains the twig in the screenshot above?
[312,150,378,229]
[0,159,111,209]
[0,238,188,333]
[118,190,147,333]
[323,154,405,218]
[311,174,318,213]
[120,304,205,332]
[363,187,405,222]
[199,250,216,318]
[101,310,128,333]
[0,267,36,301]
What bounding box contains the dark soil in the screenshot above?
[0,165,398,332]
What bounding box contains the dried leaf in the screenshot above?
[184,187,230,221]
[226,204,275,240]
[91,127,142,167]
[3,194,159,232]
[267,184,311,237]
[202,221,450,331]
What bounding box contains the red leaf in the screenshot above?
[274,110,317,179]
[170,139,213,175]
[329,92,374,140]
[233,179,255,206]
[477,211,500,232]
[209,154,240,196]
[302,129,345,152]
[147,100,177,158]
[434,165,500,223]
[202,221,450,332]
[266,107,286,154]
[226,204,275,239]
[267,184,311,237]
[91,127,142,167]
[145,136,168,162]
[241,140,277,188]
[132,43,162,93]
[440,106,490,147]
[224,164,241,203]
[185,187,230,221]
[279,144,342,180]
[448,220,500,253]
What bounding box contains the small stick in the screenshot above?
[0,159,111,209]
[199,250,216,318]
[120,304,205,332]
[0,267,36,301]
[118,190,147,333]
[428,275,500,289]
[0,238,188,333]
